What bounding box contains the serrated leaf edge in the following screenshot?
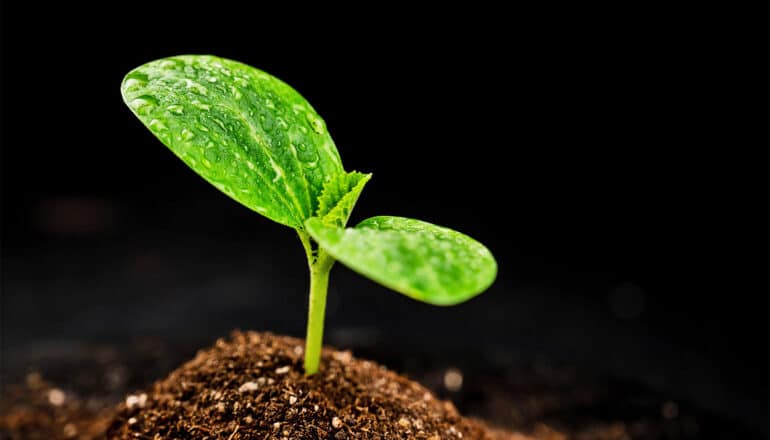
[313,171,371,228]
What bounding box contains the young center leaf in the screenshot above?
[305,216,497,305]
[315,171,372,227]
[121,55,344,229]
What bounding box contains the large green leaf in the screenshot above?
[121,55,344,229]
[306,216,497,305]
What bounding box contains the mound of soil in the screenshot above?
[105,331,520,439]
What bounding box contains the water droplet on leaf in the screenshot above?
[166,105,184,115]
[148,119,167,131]
[129,96,157,115]
[306,113,324,134]
[159,59,179,69]
[181,128,195,141]
[123,78,145,91]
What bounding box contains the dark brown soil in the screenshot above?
[1,332,763,440]
[0,374,112,440]
[104,331,518,439]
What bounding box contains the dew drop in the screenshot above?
[204,147,220,163]
[126,71,149,83]
[148,119,168,132]
[297,145,319,164]
[166,104,184,115]
[184,79,208,96]
[129,98,154,115]
[181,128,195,141]
[191,100,211,111]
[234,77,249,88]
[306,113,324,134]
[123,78,145,91]
[262,113,274,131]
[159,59,179,69]
[211,118,226,130]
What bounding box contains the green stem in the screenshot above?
[298,230,334,375]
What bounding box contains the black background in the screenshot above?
[2,2,767,436]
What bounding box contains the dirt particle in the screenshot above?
[125,393,147,409]
[398,417,411,428]
[333,350,352,363]
[289,395,297,405]
[448,425,464,438]
[238,381,258,392]
[443,368,463,392]
[275,365,290,374]
[63,422,78,438]
[332,416,343,428]
[47,388,66,406]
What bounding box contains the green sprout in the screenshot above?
[121,55,497,375]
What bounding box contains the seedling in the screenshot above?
[121,55,497,374]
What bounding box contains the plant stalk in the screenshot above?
[298,230,334,375]
[304,261,331,375]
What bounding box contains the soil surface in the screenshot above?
[0,331,764,440]
[105,331,511,439]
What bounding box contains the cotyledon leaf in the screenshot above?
[306,216,497,305]
[121,55,344,229]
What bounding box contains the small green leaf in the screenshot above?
[306,216,497,305]
[121,55,344,229]
[315,171,371,227]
